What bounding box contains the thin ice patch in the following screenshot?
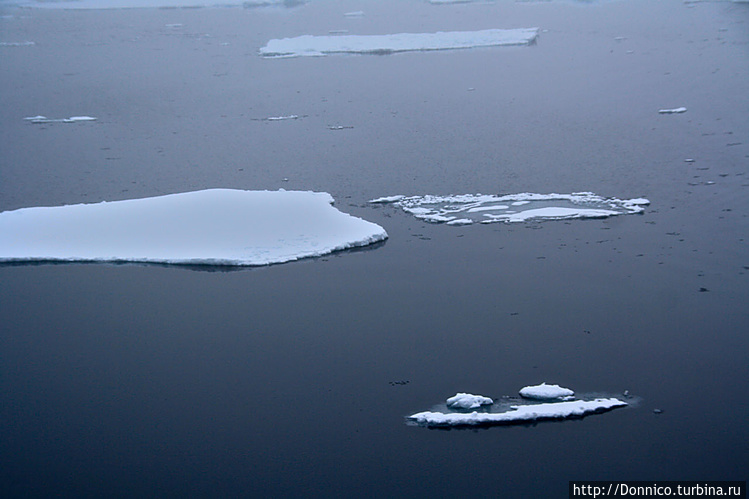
[370,192,649,225]
[259,28,539,58]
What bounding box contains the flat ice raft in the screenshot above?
[259,28,539,58]
[409,398,627,427]
[0,189,387,266]
[371,192,649,225]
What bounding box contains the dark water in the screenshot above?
[1,0,748,497]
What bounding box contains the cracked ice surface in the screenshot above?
[370,192,649,225]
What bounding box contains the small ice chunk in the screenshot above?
[259,28,539,58]
[370,195,406,203]
[519,382,575,401]
[24,115,96,123]
[658,107,687,114]
[0,41,35,46]
[409,398,627,427]
[266,115,299,121]
[343,10,364,17]
[446,393,494,410]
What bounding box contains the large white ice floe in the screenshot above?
[0,189,387,266]
[519,382,575,401]
[6,0,301,8]
[259,28,539,58]
[409,398,628,427]
[370,192,649,225]
[446,393,494,410]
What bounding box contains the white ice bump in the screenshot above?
[446,393,494,410]
[519,382,575,401]
[0,189,387,266]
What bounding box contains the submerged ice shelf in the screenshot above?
[370,192,649,225]
[259,28,539,58]
[409,399,627,427]
[0,189,387,266]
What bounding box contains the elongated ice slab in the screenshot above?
[24,115,96,124]
[658,107,687,114]
[519,383,574,401]
[370,192,649,225]
[0,189,387,266]
[409,398,627,427]
[446,393,494,410]
[6,0,298,8]
[1,41,35,46]
[259,28,539,58]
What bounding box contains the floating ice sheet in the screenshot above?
[24,115,97,124]
[259,28,539,58]
[409,398,627,427]
[370,192,649,225]
[6,0,302,8]
[0,189,387,266]
[519,383,575,401]
[658,107,687,114]
[446,393,494,410]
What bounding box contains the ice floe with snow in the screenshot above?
[446,393,494,410]
[658,107,687,114]
[25,115,97,124]
[370,192,649,225]
[6,0,303,9]
[259,28,539,58]
[0,189,387,266]
[519,382,575,401]
[409,398,627,427]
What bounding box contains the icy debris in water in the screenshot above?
[24,115,97,123]
[446,393,494,410]
[328,125,354,130]
[266,115,299,121]
[259,28,539,58]
[409,398,627,427]
[343,10,364,17]
[0,189,387,267]
[658,107,687,114]
[0,41,35,46]
[370,192,649,225]
[519,382,575,401]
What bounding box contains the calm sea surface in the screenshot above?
[1,0,747,496]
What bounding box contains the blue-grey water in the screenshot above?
[1,0,748,496]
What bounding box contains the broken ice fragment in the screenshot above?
[370,192,649,225]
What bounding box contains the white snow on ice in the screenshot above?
[370,192,649,225]
[446,393,494,410]
[658,107,687,114]
[259,28,539,58]
[24,115,97,123]
[5,0,300,9]
[519,382,575,401]
[409,398,627,427]
[0,189,387,266]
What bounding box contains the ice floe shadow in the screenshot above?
[407,383,630,429]
[371,192,649,225]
